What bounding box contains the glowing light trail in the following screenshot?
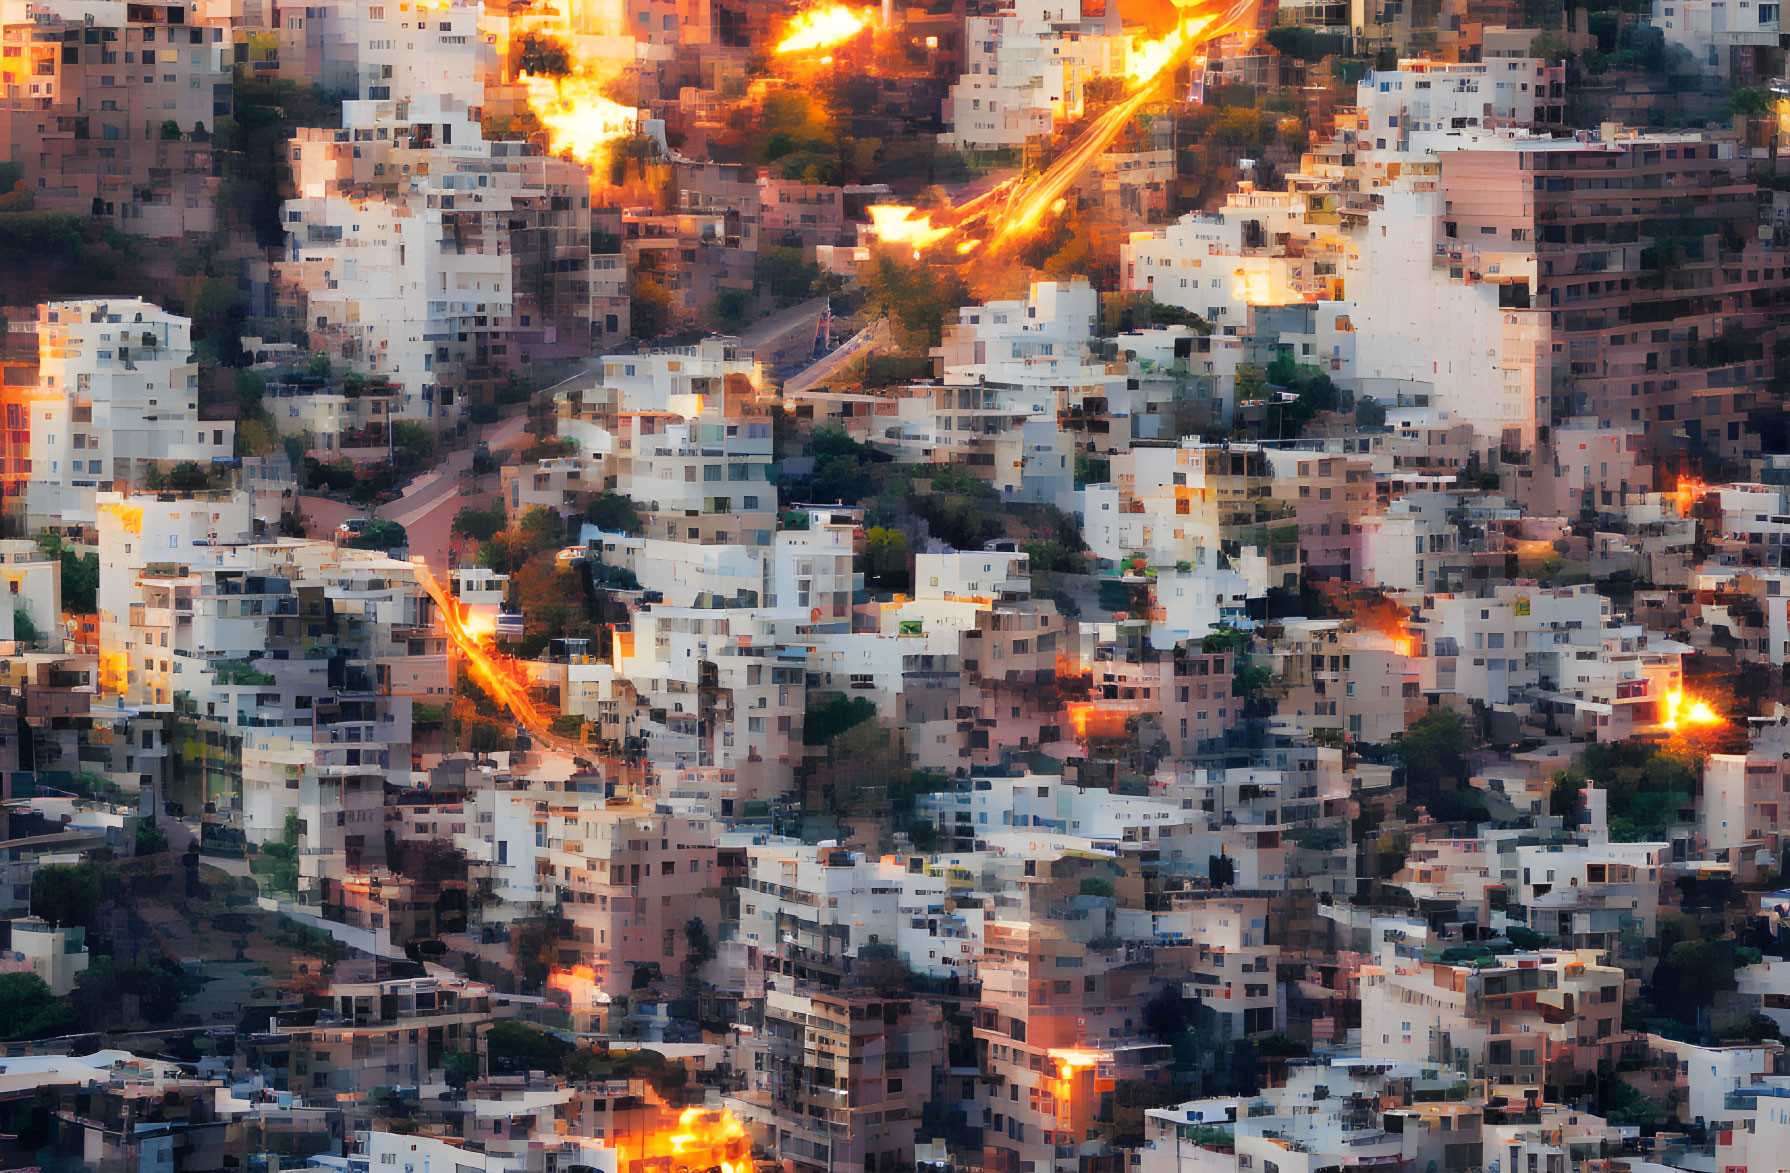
[863,0,1256,253]
[411,559,586,755]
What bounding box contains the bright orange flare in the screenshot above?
[775,3,870,53]
[1672,477,1705,518]
[522,70,638,168]
[461,609,497,643]
[866,204,955,249]
[1050,1048,1105,1073]
[591,1088,753,1173]
[865,0,1252,255]
[1126,14,1212,83]
[1661,688,1724,731]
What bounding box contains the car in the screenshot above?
[337,517,371,535]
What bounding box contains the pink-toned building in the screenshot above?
[538,798,723,995]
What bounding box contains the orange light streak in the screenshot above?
[861,0,1255,254]
[411,559,583,753]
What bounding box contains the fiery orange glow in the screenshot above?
[861,0,1254,256]
[411,559,584,753]
[775,3,870,53]
[867,204,954,250]
[1672,478,1705,518]
[1661,688,1723,731]
[623,1102,753,1173]
[522,69,638,169]
[461,609,497,643]
[1065,702,1130,741]
[1049,1048,1105,1074]
[1126,14,1214,83]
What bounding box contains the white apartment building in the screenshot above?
[279,92,596,424]
[1352,58,1556,152]
[596,338,763,413]
[275,0,493,100]
[1651,0,1781,75]
[741,840,985,977]
[943,0,1127,151]
[26,300,234,529]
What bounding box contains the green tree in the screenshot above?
[703,287,753,333]
[343,519,407,551]
[135,820,169,856]
[390,420,435,477]
[1650,937,1739,1023]
[0,973,73,1039]
[1399,707,1483,820]
[1598,1076,1660,1126]
[72,957,189,1029]
[630,275,676,340]
[1022,539,1081,573]
[1530,31,1568,61]
[29,862,116,930]
[683,916,715,976]
[443,1049,478,1090]
[1732,87,1773,118]
[59,549,98,613]
[160,119,182,140]
[486,1019,572,1075]
[861,254,968,348]
[1355,397,1387,427]
[452,503,508,542]
[12,609,36,643]
[1265,25,1327,62]
[583,492,642,535]
[803,694,877,745]
[758,245,824,303]
[257,810,302,895]
[476,507,567,571]
[864,526,909,590]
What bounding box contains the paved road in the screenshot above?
[300,410,532,576]
[783,319,887,396]
[737,295,826,356]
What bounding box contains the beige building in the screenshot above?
[0,0,231,236]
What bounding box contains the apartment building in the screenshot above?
[1652,0,1782,78]
[278,92,598,425]
[532,796,722,995]
[975,920,1169,1173]
[273,0,490,101]
[942,0,1126,151]
[0,0,231,237]
[1352,58,1564,146]
[266,963,499,1120]
[1114,442,1302,596]
[263,374,401,463]
[1361,949,1634,1093]
[747,989,946,1173]
[741,840,985,981]
[503,455,601,520]
[1436,128,1790,471]
[26,300,234,529]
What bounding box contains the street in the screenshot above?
[299,407,532,576]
